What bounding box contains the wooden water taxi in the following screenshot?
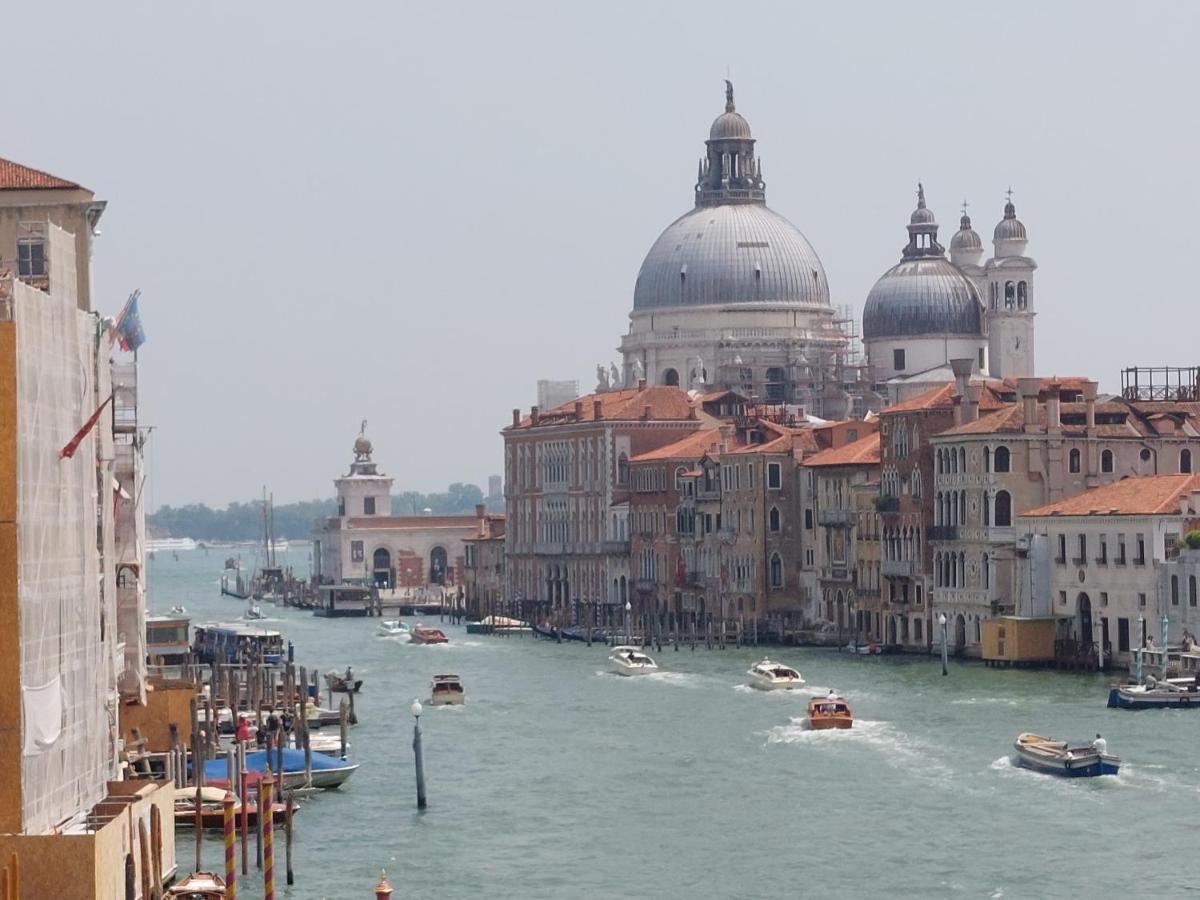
[173,786,294,829]
[165,872,226,899]
[430,673,465,705]
[807,694,853,729]
[1013,732,1120,777]
[410,626,449,645]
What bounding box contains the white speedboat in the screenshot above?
[243,604,266,620]
[609,645,658,676]
[377,620,410,637]
[430,673,465,706]
[747,658,805,690]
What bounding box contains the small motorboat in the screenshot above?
[377,620,410,637]
[844,641,882,656]
[747,658,805,690]
[243,604,266,620]
[305,703,344,729]
[165,871,226,899]
[562,625,609,643]
[430,673,465,706]
[1107,676,1200,709]
[1013,733,1120,777]
[410,626,449,645]
[170,605,187,615]
[173,786,294,830]
[608,645,658,676]
[807,694,853,730]
[202,748,358,790]
[465,615,530,635]
[325,670,363,693]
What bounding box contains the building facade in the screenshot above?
[463,504,506,619]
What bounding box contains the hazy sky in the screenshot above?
[10,2,1199,508]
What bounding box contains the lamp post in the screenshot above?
[624,600,632,646]
[1162,614,1170,680]
[939,613,948,677]
[1136,614,1145,684]
[411,700,427,810]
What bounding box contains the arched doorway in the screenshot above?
[662,368,679,387]
[1078,592,1092,642]
[430,546,448,585]
[372,547,393,588]
[888,616,898,645]
[836,590,845,633]
[954,614,967,653]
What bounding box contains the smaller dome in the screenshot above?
[709,110,752,141]
[354,435,373,456]
[910,206,936,225]
[994,200,1027,241]
[950,213,982,251]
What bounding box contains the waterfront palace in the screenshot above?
[498,83,1200,670]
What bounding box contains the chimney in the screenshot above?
[641,403,653,421]
[475,503,486,519]
[574,400,584,420]
[688,404,698,420]
[530,405,540,426]
[964,383,982,423]
[593,398,603,420]
[1017,377,1041,430]
[1045,381,1062,431]
[474,503,486,535]
[952,395,964,427]
[719,424,734,453]
[1082,380,1098,430]
[638,378,647,391]
[512,408,520,427]
[949,358,973,399]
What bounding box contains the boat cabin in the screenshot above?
[314,584,374,618]
[193,623,284,665]
[146,615,190,676]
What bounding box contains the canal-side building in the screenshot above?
[1017,473,1200,669]
[312,434,478,587]
[463,503,506,619]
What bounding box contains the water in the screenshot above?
[151,549,1200,898]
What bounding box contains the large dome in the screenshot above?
[862,256,983,339]
[633,203,830,311]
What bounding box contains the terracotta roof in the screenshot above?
[938,400,1158,437]
[631,427,726,462]
[345,516,478,529]
[802,433,881,467]
[512,386,703,429]
[728,419,815,455]
[882,382,1010,416]
[1021,474,1200,518]
[0,157,81,190]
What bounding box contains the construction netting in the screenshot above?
[16,224,119,833]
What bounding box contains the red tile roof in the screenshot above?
[883,382,1010,416]
[631,427,727,462]
[1021,474,1200,518]
[802,432,881,467]
[0,157,81,190]
[512,386,702,428]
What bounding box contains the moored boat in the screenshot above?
[377,619,410,637]
[202,747,358,789]
[844,641,882,656]
[410,626,449,645]
[325,669,363,693]
[466,615,530,635]
[1012,732,1119,777]
[430,673,465,706]
[747,658,805,690]
[608,645,658,676]
[1107,676,1200,709]
[173,786,294,829]
[807,694,853,729]
[165,871,226,899]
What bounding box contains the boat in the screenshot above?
[243,603,266,620]
[202,748,358,790]
[410,626,449,645]
[165,872,226,899]
[169,605,187,615]
[807,694,853,729]
[325,670,363,694]
[465,615,530,635]
[192,623,284,665]
[305,731,350,755]
[562,625,609,643]
[608,645,658,676]
[377,619,410,637]
[173,786,294,829]
[148,537,198,553]
[747,658,805,690]
[430,673,465,706]
[1012,733,1120,777]
[844,641,882,656]
[1107,675,1200,709]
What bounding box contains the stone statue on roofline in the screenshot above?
[632,358,645,382]
[609,363,622,390]
[596,364,610,392]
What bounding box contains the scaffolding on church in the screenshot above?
[1120,366,1200,402]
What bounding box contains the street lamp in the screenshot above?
[411,699,422,720]
[1161,614,1170,679]
[625,599,632,646]
[938,613,948,677]
[1136,614,1145,684]
[411,699,426,809]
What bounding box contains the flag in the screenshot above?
[114,290,145,352]
[59,394,113,459]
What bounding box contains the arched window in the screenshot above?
[769,507,781,533]
[912,469,922,499]
[994,446,1010,473]
[984,446,991,473]
[982,491,991,526]
[1101,449,1113,474]
[990,282,998,309]
[1017,281,1028,309]
[982,553,990,590]
[1068,448,1081,474]
[934,552,942,587]
[959,491,966,525]
[662,368,679,387]
[959,447,966,472]
[994,490,1012,527]
[1182,449,1193,474]
[617,453,629,485]
[769,553,783,588]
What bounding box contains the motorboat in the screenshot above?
[165,872,226,899]
[173,785,294,830]
[1107,675,1200,709]
[305,703,344,729]
[377,619,410,637]
[243,603,266,620]
[844,641,882,656]
[747,658,805,690]
[807,694,853,730]
[170,605,187,615]
[202,747,358,789]
[465,615,530,635]
[410,626,449,645]
[430,673,465,706]
[305,731,350,755]
[1013,733,1120,777]
[325,670,363,693]
[608,645,658,676]
[562,625,609,643]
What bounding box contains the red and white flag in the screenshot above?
[59,394,113,460]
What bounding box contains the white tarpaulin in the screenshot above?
[22,677,64,755]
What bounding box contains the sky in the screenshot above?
[8,1,1199,508]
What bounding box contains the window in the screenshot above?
[979,348,985,370]
[17,222,46,279]
[767,463,782,490]
[351,540,364,562]
[1172,575,1180,606]
[1098,533,1108,564]
[1192,576,1198,607]
[769,553,783,588]
[617,453,630,485]
[804,508,813,530]
[1068,448,1081,474]
[364,496,376,515]
[893,348,906,371]
[1075,534,1087,564]
[1183,449,1193,474]
[1116,534,1127,565]
[338,497,346,517]
[1100,591,1108,608]
[1140,448,1152,463]
[1056,534,1066,564]
[1135,534,1146,565]
[1059,590,1067,607]
[1138,592,1147,608]
[994,490,1012,527]
[1101,449,1113,473]
[993,446,1010,473]
[769,507,781,533]
[1118,618,1130,653]
[1017,281,1028,309]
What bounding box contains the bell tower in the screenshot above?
[984,190,1037,378]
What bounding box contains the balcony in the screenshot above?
[817,508,855,527]
[599,540,630,554]
[881,559,915,577]
[875,496,900,513]
[821,565,850,582]
[1071,556,1087,566]
[928,525,959,541]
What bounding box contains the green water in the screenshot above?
[150,549,1199,899]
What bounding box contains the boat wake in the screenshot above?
[766,718,952,777]
[950,696,1020,707]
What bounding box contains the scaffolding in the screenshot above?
[1120,366,1200,402]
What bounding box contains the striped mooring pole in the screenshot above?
[262,768,276,900]
[223,791,237,900]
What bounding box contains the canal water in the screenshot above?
[151,548,1199,899]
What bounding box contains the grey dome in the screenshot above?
[710,111,752,141]
[950,213,982,251]
[862,257,984,339]
[633,203,829,311]
[994,200,1027,241]
[910,206,936,225]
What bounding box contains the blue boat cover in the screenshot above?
[202,747,348,781]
